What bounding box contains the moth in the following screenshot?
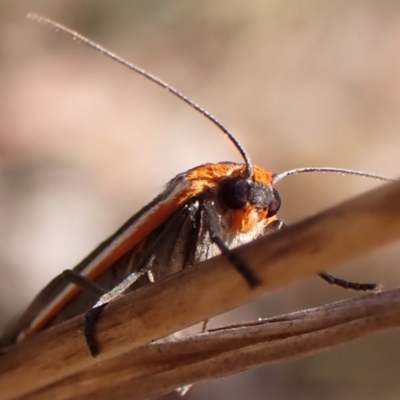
[0,14,393,356]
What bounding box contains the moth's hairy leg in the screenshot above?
[318,271,380,292]
[274,222,380,292]
[62,270,107,296]
[203,201,260,288]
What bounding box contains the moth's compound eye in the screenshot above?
[267,188,281,217]
[219,177,250,210]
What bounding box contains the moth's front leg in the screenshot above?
[203,201,260,288]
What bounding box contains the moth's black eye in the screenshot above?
[267,188,281,217]
[219,177,250,210]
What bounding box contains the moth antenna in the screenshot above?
[27,13,254,179]
[272,167,395,185]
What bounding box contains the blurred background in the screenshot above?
[1,0,400,399]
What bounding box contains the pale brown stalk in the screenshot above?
[1,180,400,400]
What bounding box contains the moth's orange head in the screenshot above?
[187,163,280,234]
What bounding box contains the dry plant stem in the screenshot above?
[0,181,400,400]
[22,288,400,400]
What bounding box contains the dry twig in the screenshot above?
[1,180,400,399]
[21,289,400,400]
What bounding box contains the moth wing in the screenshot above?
[0,200,202,347]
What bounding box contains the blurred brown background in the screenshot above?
[1,1,400,399]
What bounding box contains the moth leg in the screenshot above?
[318,272,380,292]
[203,201,260,288]
[266,219,285,231]
[85,257,158,356]
[89,205,192,308]
[201,319,210,332]
[271,221,380,292]
[62,269,107,296]
[85,208,189,356]
[84,305,106,356]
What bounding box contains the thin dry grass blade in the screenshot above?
[1,180,400,399]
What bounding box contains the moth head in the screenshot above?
[218,175,281,217]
